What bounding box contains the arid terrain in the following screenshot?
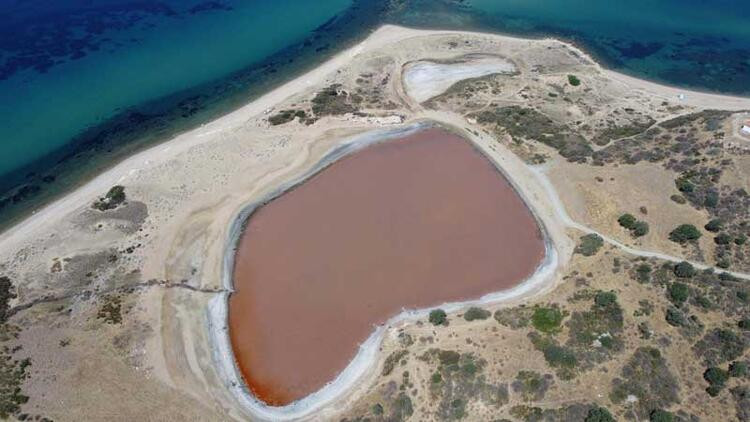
[0,25,749,421]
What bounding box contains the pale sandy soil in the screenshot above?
[403,54,517,103]
[1,25,749,421]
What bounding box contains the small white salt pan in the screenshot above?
[403,55,517,103]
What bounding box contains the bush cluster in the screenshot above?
[429,309,448,326]
[618,213,649,237]
[531,306,564,334]
[463,307,491,322]
[669,224,702,243]
[576,234,604,256]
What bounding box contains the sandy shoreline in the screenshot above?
[3,24,750,421]
[2,25,749,250]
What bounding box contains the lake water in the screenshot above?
[1,0,748,227]
[229,129,545,405]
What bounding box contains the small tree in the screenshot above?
[567,74,581,86]
[649,409,675,422]
[714,233,732,245]
[618,213,637,229]
[585,407,614,422]
[576,233,604,256]
[675,177,694,193]
[704,219,723,232]
[463,307,491,321]
[668,282,689,305]
[669,224,702,243]
[635,263,652,283]
[704,367,729,396]
[729,361,748,377]
[673,261,696,278]
[429,309,447,326]
[531,306,564,333]
[632,221,650,237]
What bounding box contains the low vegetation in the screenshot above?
[668,224,702,244]
[610,347,680,419]
[575,234,604,256]
[463,307,490,321]
[469,106,592,162]
[92,185,126,211]
[423,349,509,420]
[268,109,307,125]
[530,306,564,333]
[512,370,552,401]
[429,309,448,326]
[617,213,649,237]
[97,295,123,324]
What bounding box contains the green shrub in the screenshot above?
[584,407,614,422]
[528,333,577,374]
[694,328,747,366]
[268,109,306,125]
[429,309,448,326]
[735,234,747,245]
[669,224,702,243]
[431,372,442,384]
[576,233,604,256]
[531,307,564,333]
[594,291,617,307]
[665,307,686,327]
[673,261,696,278]
[739,318,750,330]
[0,276,16,324]
[438,350,460,366]
[463,307,491,321]
[618,213,649,237]
[635,264,652,283]
[610,347,679,418]
[392,392,414,420]
[668,282,689,305]
[632,221,650,237]
[704,219,723,232]
[714,233,732,245]
[567,74,581,86]
[675,177,694,193]
[649,409,675,422]
[704,191,719,208]
[704,367,729,396]
[512,370,551,401]
[618,213,637,229]
[92,185,126,211]
[543,344,577,368]
[382,350,408,376]
[729,361,748,377]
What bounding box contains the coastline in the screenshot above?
[4,25,750,247]
[3,24,750,420]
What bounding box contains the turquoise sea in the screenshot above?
[0,0,748,228]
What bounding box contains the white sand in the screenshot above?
[403,55,517,102]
